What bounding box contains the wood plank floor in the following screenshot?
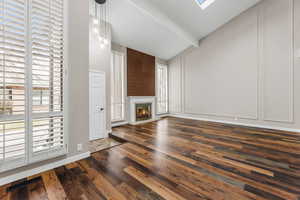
[1,117,300,200]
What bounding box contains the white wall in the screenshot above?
[169,0,300,131]
[68,0,90,155]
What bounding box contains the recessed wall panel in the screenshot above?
[184,8,259,119]
[169,57,183,113]
[262,0,293,122]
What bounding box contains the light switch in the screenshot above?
[77,143,83,152]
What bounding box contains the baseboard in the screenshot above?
[111,121,129,128]
[169,114,300,133]
[111,115,167,128]
[129,117,160,125]
[156,113,170,118]
[0,151,91,186]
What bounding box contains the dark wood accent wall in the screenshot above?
[127,48,155,96]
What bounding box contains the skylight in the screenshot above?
[195,0,215,10]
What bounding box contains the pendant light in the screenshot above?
[93,0,110,48]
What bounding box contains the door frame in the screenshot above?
[89,70,106,141]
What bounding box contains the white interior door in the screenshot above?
[89,71,106,140]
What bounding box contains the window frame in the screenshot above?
[156,63,169,115]
[111,50,126,123]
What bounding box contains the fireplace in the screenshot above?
[128,96,157,125]
[136,103,152,121]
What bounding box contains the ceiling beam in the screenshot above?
[125,0,199,47]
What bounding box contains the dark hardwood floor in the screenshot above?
[1,117,300,200]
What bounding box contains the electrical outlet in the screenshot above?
[234,117,238,121]
[77,144,83,152]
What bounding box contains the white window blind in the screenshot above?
[157,64,168,114]
[0,0,66,172]
[111,51,125,122]
[30,0,65,163]
[0,0,27,171]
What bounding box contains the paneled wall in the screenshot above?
[169,0,300,130]
[127,48,155,96]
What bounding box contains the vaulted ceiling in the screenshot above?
[110,0,261,60]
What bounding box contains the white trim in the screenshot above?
[64,0,70,157]
[130,118,160,125]
[156,113,169,118]
[0,151,91,187]
[183,111,258,121]
[25,0,32,172]
[112,121,129,127]
[169,114,300,133]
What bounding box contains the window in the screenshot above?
[195,0,215,10]
[0,0,66,172]
[156,64,168,114]
[111,51,125,122]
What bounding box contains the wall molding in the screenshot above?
[169,114,300,133]
[0,152,91,187]
[181,55,185,113]
[183,111,258,121]
[261,0,295,123]
[179,8,260,121]
[290,0,295,123]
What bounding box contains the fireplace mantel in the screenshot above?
[128,96,157,125]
